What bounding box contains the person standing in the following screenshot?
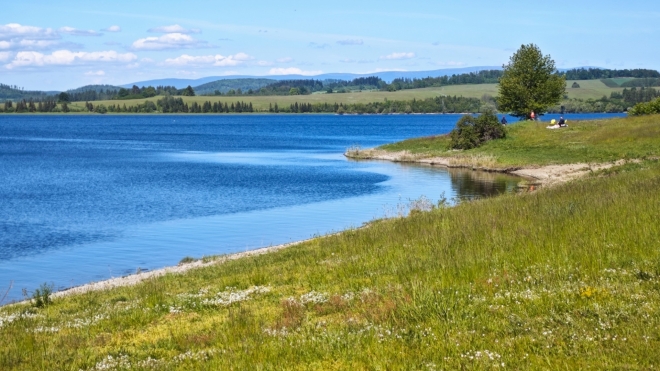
[530,111,536,120]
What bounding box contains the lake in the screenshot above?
[0,113,626,302]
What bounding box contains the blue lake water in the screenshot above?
[0,113,626,302]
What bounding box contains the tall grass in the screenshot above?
[1,158,659,369]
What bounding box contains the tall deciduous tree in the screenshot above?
[497,44,565,119]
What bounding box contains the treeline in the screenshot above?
[548,87,660,113]
[0,83,53,101]
[206,77,385,96]
[114,85,188,100]
[3,98,65,113]
[387,70,504,91]
[155,95,481,114]
[563,68,660,80]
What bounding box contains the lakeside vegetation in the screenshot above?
[378,115,660,166]
[2,113,660,369]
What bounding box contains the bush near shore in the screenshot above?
[1,116,660,369]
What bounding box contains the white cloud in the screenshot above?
[0,51,10,62]
[4,50,138,69]
[148,24,200,34]
[277,57,294,63]
[103,26,121,32]
[268,67,322,76]
[131,33,208,50]
[0,23,68,50]
[0,23,59,41]
[337,39,363,45]
[257,60,273,66]
[59,27,101,36]
[84,70,105,76]
[340,58,373,64]
[163,53,252,67]
[0,39,64,50]
[380,52,416,60]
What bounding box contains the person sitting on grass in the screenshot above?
[558,116,567,127]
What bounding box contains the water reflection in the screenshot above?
[446,168,522,200]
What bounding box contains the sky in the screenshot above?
[1,0,659,90]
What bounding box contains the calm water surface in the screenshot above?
[0,113,625,302]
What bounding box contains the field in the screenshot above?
[379,114,660,166]
[0,80,626,112]
[1,115,659,369]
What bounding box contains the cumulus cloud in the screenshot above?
[0,39,66,50]
[336,39,363,45]
[268,67,322,76]
[131,33,208,50]
[148,24,200,34]
[0,23,70,50]
[103,25,121,32]
[163,53,252,67]
[277,57,294,63]
[59,27,102,36]
[84,70,105,76]
[380,52,416,60]
[0,23,59,41]
[4,50,138,69]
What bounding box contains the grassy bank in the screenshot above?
[378,114,660,167]
[2,116,659,369]
[1,158,659,369]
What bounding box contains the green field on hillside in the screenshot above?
[58,80,622,112]
[0,80,628,112]
[1,115,660,369]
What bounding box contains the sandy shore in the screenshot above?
[49,238,314,300]
[345,148,629,187]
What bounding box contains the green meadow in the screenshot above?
[1,114,659,370]
[378,114,660,167]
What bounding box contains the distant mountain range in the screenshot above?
[120,66,502,89]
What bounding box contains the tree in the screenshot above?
[181,86,195,96]
[57,92,70,103]
[497,44,565,119]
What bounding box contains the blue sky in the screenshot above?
[2,0,658,90]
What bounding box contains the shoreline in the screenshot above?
[344,148,630,187]
[3,149,627,307]
[2,237,320,307]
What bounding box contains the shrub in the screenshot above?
[628,97,660,116]
[32,283,53,308]
[450,111,506,149]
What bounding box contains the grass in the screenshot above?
[1,115,660,369]
[565,80,624,100]
[379,114,660,167]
